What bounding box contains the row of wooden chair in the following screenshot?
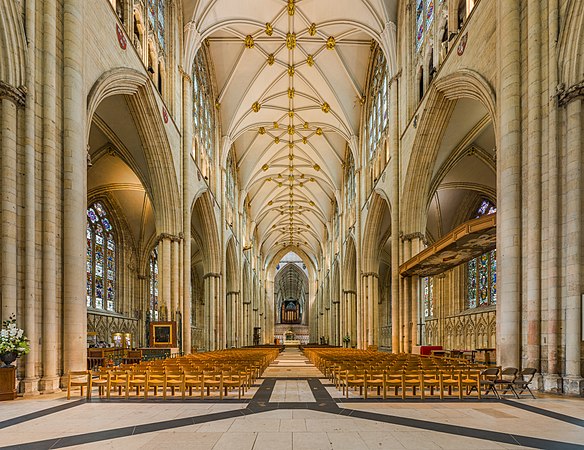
[305,348,537,400]
[339,368,483,399]
[68,348,279,400]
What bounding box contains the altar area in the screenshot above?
[274,324,309,346]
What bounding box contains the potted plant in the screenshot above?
[343,335,350,348]
[0,314,30,367]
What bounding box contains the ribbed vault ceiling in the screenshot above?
[184,0,397,264]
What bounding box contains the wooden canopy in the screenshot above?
[399,214,496,277]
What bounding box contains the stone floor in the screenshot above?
[0,348,583,449]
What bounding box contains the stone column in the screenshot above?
[525,0,542,372]
[161,237,172,319]
[544,0,561,392]
[564,99,583,394]
[19,0,38,394]
[497,0,522,369]
[362,273,379,346]
[401,238,412,352]
[172,239,180,314]
[39,0,59,393]
[62,0,87,375]
[203,273,219,350]
[389,75,400,354]
[410,236,423,348]
[0,96,18,321]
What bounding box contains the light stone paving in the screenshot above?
[0,349,582,449]
[262,348,323,378]
[269,380,315,402]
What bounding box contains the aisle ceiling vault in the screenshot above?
[183,0,397,265]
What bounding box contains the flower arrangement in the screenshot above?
[0,314,30,357]
[343,335,351,343]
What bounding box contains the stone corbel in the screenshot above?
[557,80,584,107]
[158,232,182,243]
[400,231,427,245]
[0,81,26,107]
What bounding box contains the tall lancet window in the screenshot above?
[192,50,215,180]
[367,50,388,159]
[87,202,116,311]
[149,247,159,320]
[226,151,236,206]
[467,199,497,309]
[416,0,435,51]
[423,277,434,317]
[148,0,165,51]
[148,247,158,320]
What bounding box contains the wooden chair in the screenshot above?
[345,369,366,398]
[67,370,91,400]
[221,371,244,399]
[421,370,441,399]
[403,371,423,399]
[129,369,149,398]
[440,369,462,399]
[202,370,223,399]
[165,368,185,398]
[108,370,130,399]
[460,368,482,399]
[385,370,404,398]
[183,369,204,398]
[148,370,167,398]
[90,369,111,397]
[366,369,386,399]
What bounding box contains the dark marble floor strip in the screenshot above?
[0,399,86,430]
[3,378,582,450]
[337,407,583,450]
[1,408,252,450]
[90,396,248,404]
[335,397,501,403]
[502,398,584,427]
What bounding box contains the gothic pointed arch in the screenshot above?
[401,70,496,234]
[87,67,181,235]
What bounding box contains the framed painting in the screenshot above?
[149,321,177,348]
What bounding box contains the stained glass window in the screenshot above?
[345,151,356,207]
[149,247,159,320]
[467,258,477,308]
[467,199,497,308]
[467,251,496,309]
[475,199,497,218]
[426,0,435,29]
[423,277,434,317]
[416,0,424,51]
[86,202,116,311]
[226,151,236,206]
[367,50,388,159]
[192,51,215,161]
[148,0,165,51]
[416,0,436,52]
[490,249,497,304]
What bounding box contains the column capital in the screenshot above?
[203,272,221,279]
[361,272,379,279]
[178,65,192,83]
[157,232,182,243]
[0,81,26,107]
[400,231,427,244]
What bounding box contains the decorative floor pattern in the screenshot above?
[0,349,582,449]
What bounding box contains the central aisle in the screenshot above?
[261,347,323,378]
